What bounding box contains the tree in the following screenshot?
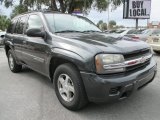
[97,20,103,27]
[102,23,107,30]
[0,15,11,31]
[97,20,107,31]
[11,5,28,18]
[1,0,123,14]
[109,20,116,29]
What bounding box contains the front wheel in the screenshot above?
[8,50,22,73]
[54,63,88,110]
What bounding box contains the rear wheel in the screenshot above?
[54,63,88,110]
[8,50,22,73]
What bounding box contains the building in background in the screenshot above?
[148,21,160,28]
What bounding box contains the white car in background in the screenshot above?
[125,29,160,41]
[0,31,6,46]
[146,29,160,54]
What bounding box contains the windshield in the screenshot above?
[44,13,101,33]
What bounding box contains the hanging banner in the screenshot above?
[123,0,151,19]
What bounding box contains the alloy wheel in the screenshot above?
[57,74,75,102]
[9,54,14,70]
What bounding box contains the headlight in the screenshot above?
[95,54,125,74]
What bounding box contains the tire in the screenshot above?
[8,50,22,73]
[154,50,160,54]
[54,63,88,110]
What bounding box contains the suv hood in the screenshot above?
[56,33,150,54]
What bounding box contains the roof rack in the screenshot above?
[28,9,60,13]
[14,9,60,17]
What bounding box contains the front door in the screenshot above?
[21,14,49,75]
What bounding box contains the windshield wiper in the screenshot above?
[82,30,102,33]
[55,30,83,33]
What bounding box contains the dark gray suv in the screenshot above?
[4,11,157,110]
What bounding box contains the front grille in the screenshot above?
[124,49,150,60]
[126,59,150,72]
[124,48,151,72]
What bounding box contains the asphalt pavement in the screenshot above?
[0,47,160,120]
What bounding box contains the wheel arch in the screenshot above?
[4,44,12,56]
[4,40,14,56]
[49,48,86,82]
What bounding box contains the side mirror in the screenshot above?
[26,28,45,37]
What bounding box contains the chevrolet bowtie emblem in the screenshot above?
[140,57,146,63]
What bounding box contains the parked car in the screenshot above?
[125,29,160,41]
[4,11,157,110]
[146,29,160,54]
[0,31,6,46]
[104,29,117,34]
[110,29,141,37]
[138,28,147,33]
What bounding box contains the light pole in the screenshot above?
[147,19,150,28]
[107,0,110,30]
[136,19,138,29]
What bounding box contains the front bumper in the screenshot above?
[81,58,157,103]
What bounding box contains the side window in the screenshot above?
[19,16,27,34]
[7,19,17,34]
[14,16,27,34]
[26,15,43,29]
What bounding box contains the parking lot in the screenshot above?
[0,47,160,120]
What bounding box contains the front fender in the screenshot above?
[50,48,86,71]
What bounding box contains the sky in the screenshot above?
[87,0,160,27]
[0,0,160,27]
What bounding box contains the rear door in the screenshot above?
[5,19,17,50]
[11,16,27,61]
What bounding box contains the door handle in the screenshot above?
[23,41,27,44]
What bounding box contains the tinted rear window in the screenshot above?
[7,19,17,34]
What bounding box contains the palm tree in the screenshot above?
[0,15,11,31]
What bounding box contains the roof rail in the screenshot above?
[27,9,60,13]
[14,9,60,17]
